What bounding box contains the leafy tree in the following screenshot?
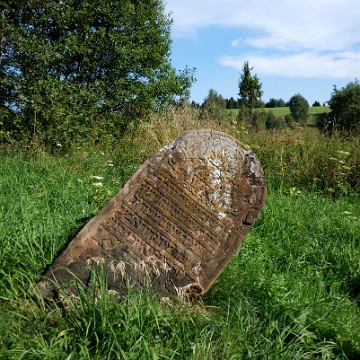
[237,61,263,122]
[0,0,194,145]
[327,80,360,133]
[202,89,226,109]
[200,89,227,121]
[312,101,321,107]
[288,94,309,125]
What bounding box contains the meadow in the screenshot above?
[0,106,360,359]
[227,106,331,117]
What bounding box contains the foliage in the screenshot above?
[0,0,194,147]
[265,98,286,108]
[237,61,263,123]
[284,114,295,127]
[200,88,228,122]
[248,108,265,130]
[264,111,287,130]
[225,96,238,109]
[312,100,321,107]
[326,80,360,134]
[201,89,226,109]
[190,100,200,108]
[288,94,309,125]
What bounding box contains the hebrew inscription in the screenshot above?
[37,129,266,299]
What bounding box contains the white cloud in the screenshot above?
[166,0,360,79]
[166,0,360,51]
[220,51,360,78]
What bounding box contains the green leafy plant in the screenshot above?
[327,80,360,134]
[200,89,228,123]
[288,94,309,126]
[265,111,287,130]
[0,1,195,147]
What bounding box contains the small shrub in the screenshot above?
[284,114,295,128]
[265,111,287,130]
[289,94,309,126]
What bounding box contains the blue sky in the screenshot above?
[165,0,360,106]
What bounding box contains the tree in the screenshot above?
[312,101,321,107]
[200,89,227,121]
[265,98,286,108]
[202,89,226,109]
[327,80,360,133]
[265,98,277,108]
[238,62,263,112]
[226,97,238,109]
[190,100,200,108]
[0,1,194,145]
[288,94,309,125]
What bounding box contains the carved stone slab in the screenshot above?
[37,130,266,299]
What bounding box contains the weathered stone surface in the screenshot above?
[37,129,266,299]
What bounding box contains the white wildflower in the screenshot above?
[92,182,103,187]
[343,211,351,215]
[337,150,350,156]
[90,175,104,180]
[56,143,62,147]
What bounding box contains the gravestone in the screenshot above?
[37,129,266,300]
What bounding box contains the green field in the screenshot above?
[227,106,330,117]
[1,109,360,358]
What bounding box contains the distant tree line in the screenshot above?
[265,98,287,108]
[224,97,324,109]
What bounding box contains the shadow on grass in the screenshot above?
[39,215,93,276]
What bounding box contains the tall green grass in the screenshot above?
[1,108,360,358]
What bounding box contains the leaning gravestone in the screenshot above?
[37,129,266,300]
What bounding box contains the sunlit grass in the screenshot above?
[1,109,360,358]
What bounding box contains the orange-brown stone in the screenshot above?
[37,130,266,299]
